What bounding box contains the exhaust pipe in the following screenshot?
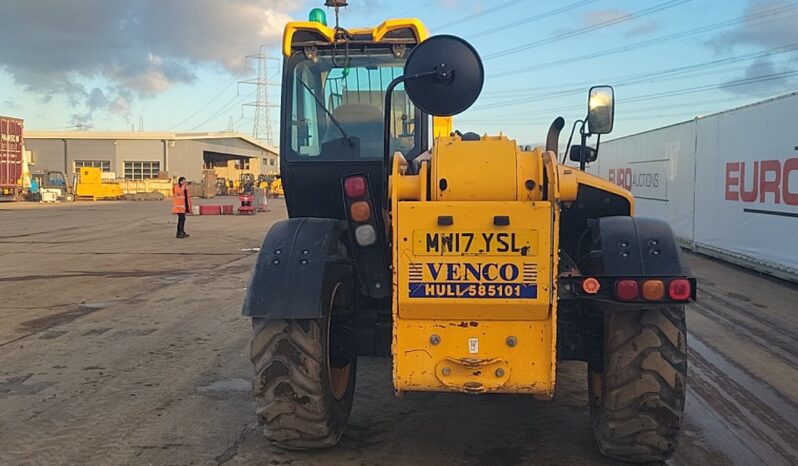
[545,117,565,153]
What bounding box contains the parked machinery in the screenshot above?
[242,6,695,463]
[75,167,121,200]
[30,170,75,202]
[268,175,283,198]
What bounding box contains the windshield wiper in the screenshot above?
[296,77,354,145]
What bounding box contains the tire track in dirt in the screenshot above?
[0,254,258,466]
[685,335,798,465]
[696,287,798,369]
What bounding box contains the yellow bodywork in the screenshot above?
[270,177,284,197]
[432,117,453,138]
[391,136,559,396]
[118,179,173,198]
[281,15,636,398]
[390,133,632,396]
[282,18,429,57]
[75,167,121,201]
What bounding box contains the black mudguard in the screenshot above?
[587,216,690,276]
[242,218,353,319]
[559,216,692,363]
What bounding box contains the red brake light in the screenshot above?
[344,176,367,198]
[615,279,639,301]
[668,279,691,300]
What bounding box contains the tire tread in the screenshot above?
[251,318,353,449]
[593,306,687,463]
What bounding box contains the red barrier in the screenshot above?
[239,193,256,215]
[199,205,222,215]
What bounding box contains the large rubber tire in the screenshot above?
[250,281,357,449]
[589,306,687,463]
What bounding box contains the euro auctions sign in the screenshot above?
[607,159,669,201]
[597,92,798,281]
[725,159,798,211]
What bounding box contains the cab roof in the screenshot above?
[283,18,429,57]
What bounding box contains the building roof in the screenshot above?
[24,131,278,155]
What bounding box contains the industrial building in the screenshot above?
[24,131,279,183]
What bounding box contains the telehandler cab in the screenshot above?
[243,5,695,462]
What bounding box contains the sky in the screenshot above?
[1,0,797,147]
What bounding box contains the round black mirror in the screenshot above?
[404,35,484,116]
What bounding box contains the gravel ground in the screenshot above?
[0,198,796,465]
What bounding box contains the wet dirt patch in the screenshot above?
[82,328,112,336]
[726,291,752,302]
[0,374,52,396]
[0,270,191,283]
[218,263,255,275]
[110,328,159,338]
[154,275,187,284]
[198,378,250,394]
[18,306,101,332]
[39,330,68,339]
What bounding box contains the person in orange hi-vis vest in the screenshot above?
[172,177,193,238]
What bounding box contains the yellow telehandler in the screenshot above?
[243,3,695,462]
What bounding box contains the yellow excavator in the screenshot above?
[242,3,694,462]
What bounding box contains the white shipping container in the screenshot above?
[588,122,697,244]
[588,92,798,282]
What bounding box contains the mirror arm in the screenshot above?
[382,71,438,210]
[594,133,602,159]
[562,118,584,164]
[579,119,589,171]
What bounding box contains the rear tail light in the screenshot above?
[354,224,377,246]
[343,175,380,248]
[350,201,371,222]
[668,278,691,300]
[344,176,367,198]
[582,277,601,294]
[642,280,665,300]
[615,279,639,301]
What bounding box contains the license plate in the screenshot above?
[413,230,537,256]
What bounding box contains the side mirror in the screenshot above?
[587,86,614,135]
[382,35,484,207]
[569,144,597,163]
[403,35,484,116]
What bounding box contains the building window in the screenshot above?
[270,158,276,166]
[74,160,111,172]
[243,159,251,170]
[124,161,160,180]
